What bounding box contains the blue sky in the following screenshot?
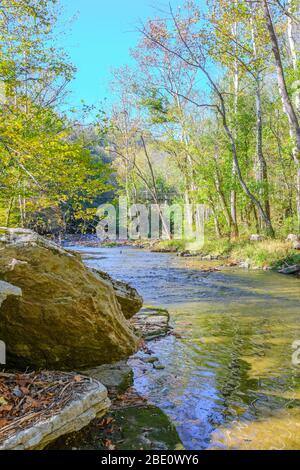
[59,0,182,110]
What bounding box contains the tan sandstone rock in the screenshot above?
[91,268,143,319]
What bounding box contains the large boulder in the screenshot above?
[91,269,143,319]
[0,228,138,369]
[278,264,300,275]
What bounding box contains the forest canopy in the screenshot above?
[1,0,300,240]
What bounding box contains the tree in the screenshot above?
[0,0,111,232]
[261,0,300,228]
[139,2,275,236]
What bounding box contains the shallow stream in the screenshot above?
[73,246,300,450]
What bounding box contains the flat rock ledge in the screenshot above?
[0,379,110,450]
[132,307,172,340]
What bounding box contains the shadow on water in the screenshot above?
[70,246,300,450]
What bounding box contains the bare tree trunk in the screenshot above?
[230,172,238,237]
[23,196,26,226]
[250,7,272,227]
[183,127,199,235]
[213,212,222,238]
[252,202,260,233]
[255,77,271,223]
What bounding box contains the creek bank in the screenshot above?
[0,302,174,451]
[144,235,300,273]
[79,306,173,393]
[69,235,300,275]
[46,402,183,451]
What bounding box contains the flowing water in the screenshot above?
[72,246,300,450]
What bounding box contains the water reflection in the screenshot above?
[70,246,300,450]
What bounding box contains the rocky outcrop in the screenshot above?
[250,234,264,242]
[286,234,300,243]
[91,269,143,319]
[81,360,133,392]
[0,379,110,450]
[0,228,138,369]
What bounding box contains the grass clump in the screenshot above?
[231,239,295,268]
